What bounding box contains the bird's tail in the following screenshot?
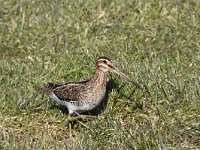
[41,83,59,95]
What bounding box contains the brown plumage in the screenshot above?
[42,56,143,115]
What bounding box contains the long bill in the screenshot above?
[111,67,144,90]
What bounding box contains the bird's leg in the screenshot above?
[70,115,97,121]
[67,110,96,121]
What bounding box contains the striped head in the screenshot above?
[96,56,131,80]
[96,56,114,73]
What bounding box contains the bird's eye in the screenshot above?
[103,60,107,64]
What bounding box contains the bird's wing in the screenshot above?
[52,83,86,102]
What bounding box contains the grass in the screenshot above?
[0,0,200,149]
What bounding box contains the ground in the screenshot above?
[0,0,200,149]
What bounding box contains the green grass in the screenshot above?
[0,0,200,149]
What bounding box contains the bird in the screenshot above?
[42,56,144,116]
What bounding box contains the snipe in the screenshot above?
[42,56,143,115]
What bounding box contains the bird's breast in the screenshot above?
[79,83,106,104]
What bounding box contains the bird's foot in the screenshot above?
[67,115,96,121]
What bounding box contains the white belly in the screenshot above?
[49,92,104,115]
[63,101,98,114]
